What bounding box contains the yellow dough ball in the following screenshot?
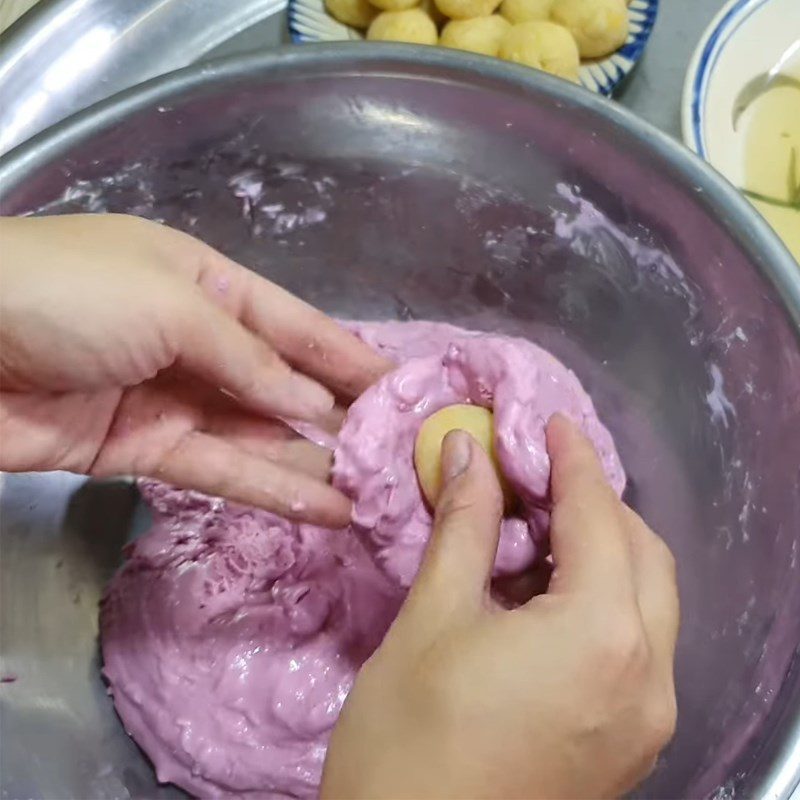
[370,0,421,12]
[420,0,447,27]
[499,0,553,24]
[499,20,579,80]
[435,0,502,22]
[440,15,511,56]
[414,404,512,507]
[325,0,378,27]
[550,0,629,59]
[367,8,439,43]
[498,26,542,70]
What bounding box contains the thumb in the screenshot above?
[410,430,504,614]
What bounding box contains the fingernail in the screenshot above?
[287,373,335,416]
[442,430,472,482]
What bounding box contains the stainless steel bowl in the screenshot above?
[1,46,799,800]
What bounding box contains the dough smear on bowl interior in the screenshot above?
[100,319,625,799]
[101,481,402,799]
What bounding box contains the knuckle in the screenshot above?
[640,691,678,756]
[256,340,284,370]
[437,471,503,522]
[436,489,478,521]
[589,614,648,676]
[436,479,483,523]
[232,371,261,400]
[652,536,677,579]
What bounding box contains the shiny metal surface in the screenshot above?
[1,47,799,800]
[0,0,728,157]
[0,0,285,154]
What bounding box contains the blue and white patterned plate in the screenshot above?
[288,0,659,96]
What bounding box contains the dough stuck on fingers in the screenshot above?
[435,0,502,22]
[414,404,513,506]
[499,0,553,24]
[367,8,439,42]
[550,0,628,59]
[325,0,379,27]
[440,15,511,56]
[499,20,580,80]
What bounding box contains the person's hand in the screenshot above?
[322,414,679,799]
[0,214,391,526]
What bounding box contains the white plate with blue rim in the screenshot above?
[682,0,800,263]
[288,0,659,97]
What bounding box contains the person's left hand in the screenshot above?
[0,214,391,526]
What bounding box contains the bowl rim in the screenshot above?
[0,42,798,800]
[1,43,796,328]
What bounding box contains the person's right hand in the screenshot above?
[322,414,679,800]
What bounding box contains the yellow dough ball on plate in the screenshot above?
[499,0,553,24]
[420,0,448,27]
[499,20,580,80]
[414,404,512,507]
[370,0,422,12]
[367,8,439,43]
[550,0,629,59]
[435,0,502,22]
[325,0,378,28]
[440,15,511,56]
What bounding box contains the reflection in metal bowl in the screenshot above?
[0,45,799,800]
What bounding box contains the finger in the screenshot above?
[175,239,393,400]
[242,276,393,399]
[317,404,348,435]
[194,387,334,479]
[196,249,392,398]
[543,414,636,606]
[275,440,333,481]
[622,505,680,673]
[187,377,343,453]
[285,404,348,444]
[410,430,504,614]
[174,234,393,399]
[207,416,334,482]
[173,289,335,422]
[149,431,351,528]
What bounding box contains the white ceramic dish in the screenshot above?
[288,0,659,96]
[682,0,799,190]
